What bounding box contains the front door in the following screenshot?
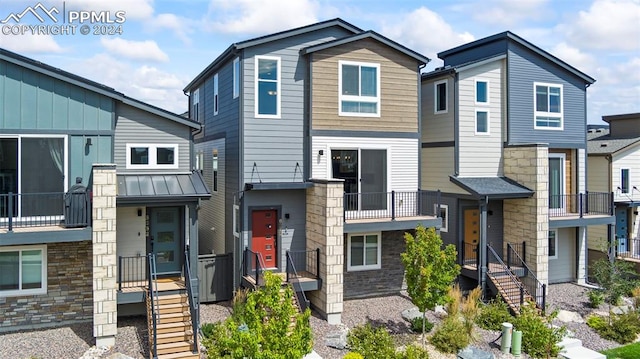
[616,206,629,252]
[151,207,182,274]
[251,209,278,269]
[463,208,480,264]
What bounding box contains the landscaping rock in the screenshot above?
[434,305,447,317]
[457,346,495,359]
[611,305,632,315]
[303,350,323,359]
[104,354,134,359]
[401,307,423,322]
[78,346,111,359]
[556,310,584,323]
[325,325,349,350]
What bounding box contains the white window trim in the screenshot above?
[475,109,490,135]
[533,82,564,130]
[434,79,448,114]
[475,79,489,105]
[0,244,47,297]
[548,229,558,259]
[254,55,281,119]
[213,73,219,116]
[327,145,391,195]
[233,57,240,99]
[192,88,200,122]
[621,168,630,194]
[233,204,240,237]
[436,204,448,232]
[126,143,179,169]
[347,232,382,271]
[338,60,381,117]
[212,149,219,193]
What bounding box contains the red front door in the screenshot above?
[251,209,278,268]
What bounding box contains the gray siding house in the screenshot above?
[185,18,440,323]
[421,32,614,311]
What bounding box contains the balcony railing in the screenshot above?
[0,191,91,231]
[617,237,640,260]
[344,190,441,221]
[548,191,613,218]
[118,255,147,291]
[287,249,320,280]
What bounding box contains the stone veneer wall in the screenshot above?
[0,241,93,332]
[92,164,118,346]
[344,230,409,299]
[305,179,344,325]
[503,145,549,285]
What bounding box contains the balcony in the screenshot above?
[549,191,615,227]
[343,190,442,232]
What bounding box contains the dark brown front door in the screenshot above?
[464,208,480,263]
[251,209,278,268]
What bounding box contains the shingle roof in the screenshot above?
[587,128,640,155]
[450,176,534,199]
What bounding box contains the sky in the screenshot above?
[0,0,639,124]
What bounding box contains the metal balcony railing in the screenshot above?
[0,191,91,231]
[344,190,441,221]
[548,191,613,218]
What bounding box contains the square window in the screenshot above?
[435,80,447,113]
[534,83,563,129]
[131,147,149,165]
[0,245,46,297]
[127,144,178,169]
[347,233,381,271]
[156,147,174,165]
[339,61,380,117]
[476,111,489,134]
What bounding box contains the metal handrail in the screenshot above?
[487,244,528,311]
[286,251,310,312]
[243,248,264,286]
[147,253,159,359]
[118,255,147,291]
[183,250,198,354]
[507,243,546,314]
[286,249,320,279]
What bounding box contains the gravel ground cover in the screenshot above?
[0,283,623,359]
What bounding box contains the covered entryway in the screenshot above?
[251,209,278,269]
[463,208,479,265]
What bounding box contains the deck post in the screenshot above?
[7,192,13,232]
[391,191,396,220]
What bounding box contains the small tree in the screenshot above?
[401,225,460,346]
[591,257,638,308]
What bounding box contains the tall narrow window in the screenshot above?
[534,83,563,129]
[255,56,280,118]
[212,149,219,192]
[476,110,489,134]
[192,89,200,122]
[476,80,488,104]
[339,61,380,116]
[621,168,630,194]
[434,80,447,113]
[548,230,557,259]
[194,151,204,172]
[213,73,219,116]
[233,57,240,99]
[549,154,565,212]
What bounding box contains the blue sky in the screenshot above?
[0,0,639,124]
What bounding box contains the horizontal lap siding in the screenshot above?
[613,144,640,202]
[549,227,575,283]
[311,39,419,133]
[587,156,610,193]
[421,76,454,142]
[196,138,226,255]
[420,147,468,195]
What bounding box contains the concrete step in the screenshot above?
[558,337,583,350]
[559,345,605,359]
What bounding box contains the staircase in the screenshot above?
[486,245,539,314]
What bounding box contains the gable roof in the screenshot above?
[0,48,200,129]
[301,30,430,65]
[438,31,595,84]
[587,128,640,155]
[184,18,362,91]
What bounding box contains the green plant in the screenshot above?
[410,316,434,333]
[513,305,566,359]
[601,341,640,359]
[429,316,469,354]
[347,323,397,359]
[591,258,639,306]
[588,290,605,308]
[343,353,364,359]
[200,322,217,339]
[401,225,460,346]
[586,314,608,331]
[476,299,513,331]
[460,286,482,337]
[400,344,430,359]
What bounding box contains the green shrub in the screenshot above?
[400,344,430,359]
[588,290,605,308]
[475,299,512,331]
[200,322,217,339]
[513,305,566,359]
[586,314,607,331]
[343,352,364,359]
[347,323,397,359]
[430,317,469,354]
[410,316,434,333]
[593,312,640,344]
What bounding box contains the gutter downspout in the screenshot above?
[417,60,429,189]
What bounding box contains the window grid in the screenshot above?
[255,56,281,118]
[126,144,179,169]
[0,245,47,297]
[534,83,563,130]
[338,60,380,117]
[347,232,381,271]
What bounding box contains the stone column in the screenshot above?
[503,145,549,285]
[306,179,344,325]
[91,164,118,347]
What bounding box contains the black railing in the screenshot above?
[549,192,612,218]
[183,250,198,354]
[462,242,479,269]
[617,237,640,259]
[147,253,159,359]
[287,248,320,279]
[506,243,546,314]
[243,248,264,286]
[286,251,310,312]
[487,244,528,312]
[0,191,90,231]
[344,190,441,221]
[118,255,147,291]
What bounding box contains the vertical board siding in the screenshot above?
[114,103,191,173]
[420,147,468,195]
[311,136,419,191]
[457,60,504,176]
[241,27,353,184]
[196,138,226,255]
[421,76,455,143]
[613,144,640,202]
[69,135,112,187]
[549,227,576,283]
[507,42,587,146]
[311,39,419,132]
[0,60,114,131]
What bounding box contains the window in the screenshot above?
[233,57,240,99]
[213,73,219,116]
[192,88,200,122]
[436,204,448,232]
[476,80,488,104]
[476,110,489,134]
[339,61,380,116]
[194,151,204,172]
[0,245,47,297]
[332,149,387,211]
[126,144,178,169]
[621,169,630,194]
[534,83,563,129]
[549,153,565,212]
[255,56,280,118]
[347,233,381,271]
[548,230,557,259]
[434,79,447,113]
[212,149,219,192]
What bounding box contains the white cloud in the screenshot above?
[0,34,63,53]
[61,0,154,20]
[380,7,474,66]
[148,13,193,45]
[561,0,640,51]
[100,37,169,62]
[206,0,320,34]
[471,0,551,27]
[550,42,597,75]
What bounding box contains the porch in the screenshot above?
[549,192,615,227]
